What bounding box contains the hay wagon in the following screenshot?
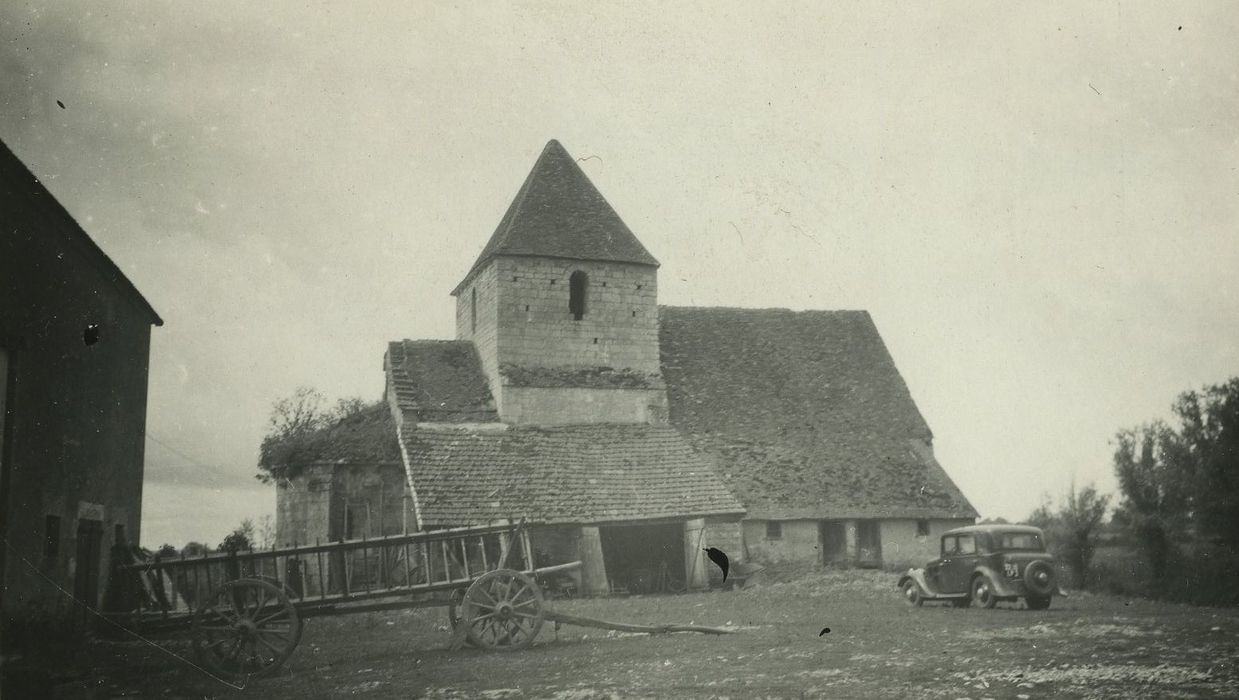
[115,520,730,682]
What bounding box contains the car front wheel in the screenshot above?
[1025,594,1052,610]
[901,579,924,607]
[971,574,997,609]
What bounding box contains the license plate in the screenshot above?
[1004,562,1019,578]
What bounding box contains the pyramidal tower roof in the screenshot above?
[453,140,659,294]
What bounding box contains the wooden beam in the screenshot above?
[544,609,733,636]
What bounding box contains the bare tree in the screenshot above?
[256,514,276,550]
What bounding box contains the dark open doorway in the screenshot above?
[599,522,685,594]
[856,520,882,568]
[819,520,847,565]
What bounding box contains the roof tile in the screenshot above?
[402,423,744,527]
[453,140,659,294]
[659,306,977,519]
[386,340,498,423]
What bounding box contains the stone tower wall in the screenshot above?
[492,256,660,373]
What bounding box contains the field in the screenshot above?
[46,569,1239,699]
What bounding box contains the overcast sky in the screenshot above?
[3,2,1236,548]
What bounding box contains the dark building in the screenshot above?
[0,140,162,633]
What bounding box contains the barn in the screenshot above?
[1,140,162,632]
[274,140,975,593]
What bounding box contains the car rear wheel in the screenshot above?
[1025,594,1052,610]
[971,574,997,609]
[901,579,924,607]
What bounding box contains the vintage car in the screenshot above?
[897,524,1063,610]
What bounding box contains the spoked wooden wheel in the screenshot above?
[447,588,477,647]
[192,578,302,680]
[461,569,544,650]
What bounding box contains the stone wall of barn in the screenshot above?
[275,463,338,548]
[740,517,976,570]
[743,519,825,564]
[275,462,409,548]
[878,518,974,570]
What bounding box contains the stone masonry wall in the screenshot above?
[493,257,660,374]
[879,518,973,570]
[275,463,336,548]
[743,519,822,564]
[454,262,501,408]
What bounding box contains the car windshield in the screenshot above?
[994,532,1044,551]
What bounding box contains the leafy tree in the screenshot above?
[219,519,255,553]
[181,541,210,557]
[156,543,178,558]
[1170,378,1239,543]
[1025,483,1111,585]
[256,386,368,483]
[1058,483,1111,580]
[1112,421,1195,586]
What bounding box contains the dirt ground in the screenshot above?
[42,569,1239,699]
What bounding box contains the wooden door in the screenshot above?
[74,518,104,612]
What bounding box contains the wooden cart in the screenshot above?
[115,520,731,682]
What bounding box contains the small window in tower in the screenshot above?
[916,519,930,537]
[470,288,477,334]
[569,271,588,321]
[765,521,782,539]
[632,310,637,317]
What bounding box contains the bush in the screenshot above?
[1082,542,1239,606]
[1157,543,1239,607]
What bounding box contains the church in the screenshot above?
[274,140,977,595]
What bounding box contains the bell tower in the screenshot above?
[451,140,666,424]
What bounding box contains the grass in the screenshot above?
[27,567,1239,698]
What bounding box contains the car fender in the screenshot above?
[899,568,938,597]
[973,565,1020,598]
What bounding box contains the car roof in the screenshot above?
[942,524,1044,537]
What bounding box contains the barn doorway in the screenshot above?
[819,520,847,565]
[856,520,882,568]
[599,522,685,594]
